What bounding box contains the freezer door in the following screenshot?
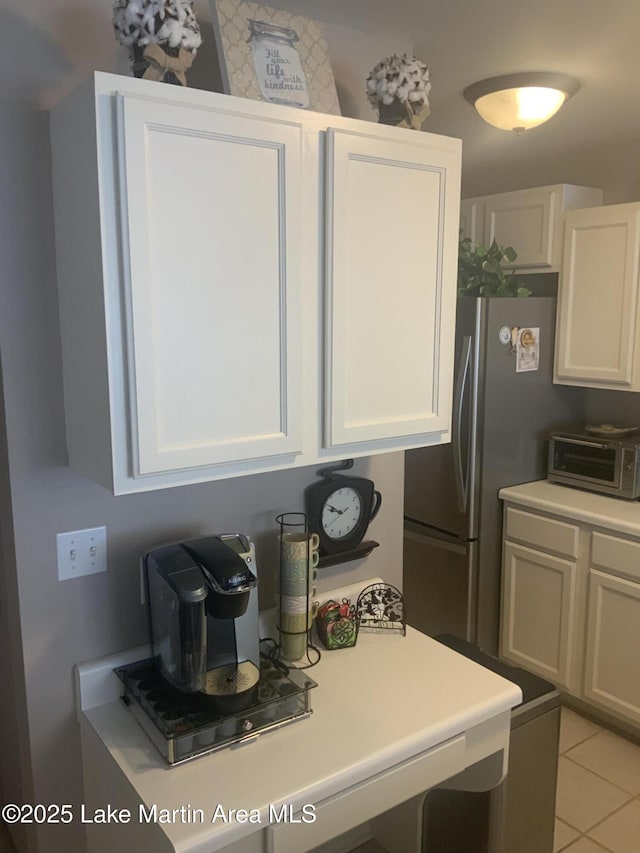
[403,520,479,642]
[404,299,482,539]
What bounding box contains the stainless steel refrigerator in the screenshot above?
[403,296,584,655]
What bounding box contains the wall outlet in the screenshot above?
[56,526,107,581]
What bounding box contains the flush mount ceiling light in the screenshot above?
[463,72,580,133]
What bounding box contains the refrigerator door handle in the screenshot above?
[452,335,472,513]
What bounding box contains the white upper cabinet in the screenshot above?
[554,202,640,390]
[118,94,303,475]
[460,184,602,272]
[50,73,461,493]
[324,129,460,449]
[459,197,484,245]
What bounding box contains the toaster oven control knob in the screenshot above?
[241,719,254,732]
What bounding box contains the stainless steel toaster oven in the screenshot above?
[548,431,640,499]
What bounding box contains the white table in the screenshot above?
[75,580,521,853]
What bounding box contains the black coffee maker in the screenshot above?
[144,534,260,712]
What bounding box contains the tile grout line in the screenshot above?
[555,765,633,838]
[559,723,603,755]
[557,714,638,852]
[581,793,640,851]
[556,831,615,853]
[561,752,637,798]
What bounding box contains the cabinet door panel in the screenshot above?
[117,95,303,475]
[324,129,459,448]
[484,188,555,268]
[584,569,640,725]
[501,541,576,689]
[459,198,483,244]
[555,204,640,387]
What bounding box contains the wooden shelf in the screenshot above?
[318,541,379,569]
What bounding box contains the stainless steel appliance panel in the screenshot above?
[501,705,560,853]
[404,295,586,654]
[403,520,479,642]
[476,297,584,652]
[404,298,483,540]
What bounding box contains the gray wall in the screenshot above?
[462,136,640,205]
[0,7,410,853]
[584,389,640,429]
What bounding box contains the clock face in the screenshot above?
[321,487,362,540]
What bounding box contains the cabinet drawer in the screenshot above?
[266,734,465,853]
[504,507,579,558]
[591,532,640,582]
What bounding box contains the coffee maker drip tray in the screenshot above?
[115,656,317,766]
[204,661,260,697]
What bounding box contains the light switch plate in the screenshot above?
[57,526,107,581]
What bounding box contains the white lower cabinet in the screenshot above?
[501,499,640,729]
[584,570,640,725]
[50,72,461,493]
[583,531,640,725]
[501,542,577,691]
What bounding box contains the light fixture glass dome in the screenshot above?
[464,73,580,133]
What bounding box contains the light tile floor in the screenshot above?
[555,708,640,853]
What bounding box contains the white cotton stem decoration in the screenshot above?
[366,54,431,130]
[113,0,202,84]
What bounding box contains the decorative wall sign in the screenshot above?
[210,0,341,115]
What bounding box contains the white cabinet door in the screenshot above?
[484,187,558,268]
[117,94,303,475]
[554,203,640,389]
[501,541,577,690]
[459,198,483,244]
[468,184,601,271]
[584,569,640,725]
[323,129,460,449]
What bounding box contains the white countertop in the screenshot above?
[499,479,640,536]
[76,580,521,853]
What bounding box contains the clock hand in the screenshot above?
[327,506,349,518]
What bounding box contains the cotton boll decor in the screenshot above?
[366,54,431,130]
[112,0,202,85]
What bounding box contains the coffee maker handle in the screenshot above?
[369,490,382,521]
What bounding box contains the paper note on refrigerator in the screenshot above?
[516,327,540,372]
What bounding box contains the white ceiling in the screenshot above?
[279,0,640,193]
